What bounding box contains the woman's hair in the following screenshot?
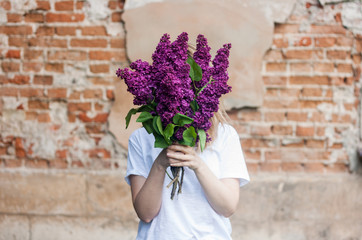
[187,44,231,145]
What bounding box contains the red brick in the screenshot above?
[34,75,53,85]
[47,50,87,61]
[315,37,336,47]
[265,62,286,72]
[326,50,350,60]
[296,126,314,137]
[264,112,285,122]
[337,64,353,73]
[314,63,334,72]
[38,113,51,122]
[0,1,11,10]
[7,13,22,22]
[25,111,38,120]
[45,63,64,72]
[0,87,18,96]
[55,1,74,11]
[81,26,107,36]
[306,139,325,148]
[76,1,84,9]
[78,113,109,123]
[36,26,55,36]
[289,76,330,85]
[239,111,261,122]
[24,13,44,22]
[70,39,107,48]
[85,125,104,134]
[325,163,349,173]
[273,38,288,48]
[67,102,91,112]
[29,37,67,48]
[28,100,49,110]
[110,38,125,48]
[241,138,277,148]
[300,88,323,97]
[263,99,299,109]
[8,37,29,47]
[88,148,111,159]
[55,26,77,35]
[108,0,124,9]
[69,90,81,100]
[46,13,84,22]
[274,23,299,33]
[260,162,281,172]
[1,62,20,72]
[0,26,33,35]
[336,36,353,47]
[89,51,111,60]
[49,159,68,169]
[36,1,51,10]
[290,63,312,72]
[55,149,68,159]
[15,138,26,158]
[23,62,43,72]
[265,150,281,160]
[6,50,20,59]
[281,162,304,172]
[271,125,293,135]
[19,88,44,97]
[245,163,258,173]
[90,64,109,73]
[295,37,312,47]
[106,89,115,100]
[244,150,261,161]
[84,89,103,99]
[263,76,287,86]
[24,49,43,60]
[9,75,30,85]
[281,139,303,148]
[304,162,325,173]
[111,11,122,22]
[283,50,323,60]
[4,159,22,168]
[48,88,67,98]
[310,25,346,34]
[25,159,48,168]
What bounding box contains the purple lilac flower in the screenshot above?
[116,32,232,144]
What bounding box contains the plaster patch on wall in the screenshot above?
[83,0,111,22]
[10,0,37,12]
[341,1,362,35]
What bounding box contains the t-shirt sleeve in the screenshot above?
[219,125,250,187]
[124,131,149,185]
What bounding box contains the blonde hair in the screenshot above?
[187,44,231,145]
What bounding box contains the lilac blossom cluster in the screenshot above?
[116,32,232,142]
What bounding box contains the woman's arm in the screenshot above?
[167,144,240,217]
[129,149,169,223]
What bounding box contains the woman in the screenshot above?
[125,104,250,239]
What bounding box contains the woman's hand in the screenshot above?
[166,144,204,171]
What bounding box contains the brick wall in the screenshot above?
[0,0,127,171]
[230,1,361,174]
[0,0,361,175]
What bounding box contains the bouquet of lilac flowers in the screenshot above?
[116,32,232,199]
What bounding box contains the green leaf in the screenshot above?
[154,134,170,148]
[173,113,194,126]
[187,57,202,82]
[164,123,175,144]
[142,119,154,134]
[152,116,163,136]
[190,100,199,112]
[125,108,139,128]
[136,111,153,123]
[181,126,197,147]
[197,129,206,152]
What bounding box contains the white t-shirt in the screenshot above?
[125,123,250,240]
